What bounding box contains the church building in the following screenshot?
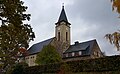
[25,6,104,66]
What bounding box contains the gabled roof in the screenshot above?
[28,38,54,55]
[57,6,69,24]
[64,39,96,55]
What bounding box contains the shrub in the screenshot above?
[12,62,28,74]
[24,55,120,73]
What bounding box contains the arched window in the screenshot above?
[58,32,60,41]
[66,32,68,41]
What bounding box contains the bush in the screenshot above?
[57,63,72,74]
[24,55,120,73]
[35,45,62,65]
[12,62,28,74]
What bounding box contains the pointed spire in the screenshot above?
[57,4,68,23]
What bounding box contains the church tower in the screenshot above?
[55,5,71,52]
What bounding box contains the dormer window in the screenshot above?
[66,53,68,57]
[72,52,75,56]
[79,51,82,55]
[94,52,97,56]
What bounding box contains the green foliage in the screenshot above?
[35,45,62,65]
[0,0,35,72]
[0,0,30,25]
[111,0,120,16]
[105,32,120,51]
[11,62,28,74]
[66,56,120,72]
[25,63,61,74]
[25,56,120,74]
[58,63,72,74]
[105,0,120,51]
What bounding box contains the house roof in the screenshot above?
[64,39,96,55]
[28,38,54,55]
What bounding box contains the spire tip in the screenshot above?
[62,3,64,8]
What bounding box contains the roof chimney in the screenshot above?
[75,41,79,45]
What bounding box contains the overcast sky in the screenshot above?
[23,0,120,56]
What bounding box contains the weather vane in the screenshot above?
[62,3,64,8]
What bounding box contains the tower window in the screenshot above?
[58,32,60,41]
[66,32,68,41]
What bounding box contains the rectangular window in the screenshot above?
[98,53,101,57]
[66,53,68,57]
[66,32,68,41]
[94,52,96,56]
[58,32,60,41]
[72,52,75,56]
[79,51,82,55]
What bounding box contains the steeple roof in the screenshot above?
[56,5,70,24]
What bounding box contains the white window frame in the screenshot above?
[66,53,68,57]
[79,51,82,55]
[72,52,75,56]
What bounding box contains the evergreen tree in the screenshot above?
[0,0,35,72]
[36,45,62,65]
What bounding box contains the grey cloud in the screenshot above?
[24,0,120,55]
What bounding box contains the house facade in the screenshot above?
[63,40,103,62]
[25,6,104,66]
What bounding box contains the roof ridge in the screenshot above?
[79,39,96,44]
[34,37,54,45]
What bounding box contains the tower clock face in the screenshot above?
[66,28,68,30]
[58,28,60,30]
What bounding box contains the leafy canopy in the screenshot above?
[105,0,120,51]
[105,32,120,51]
[35,45,62,65]
[111,0,120,16]
[0,0,35,72]
[11,62,28,74]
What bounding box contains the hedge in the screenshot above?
[24,63,61,74]
[24,55,120,74]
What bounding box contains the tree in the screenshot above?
[58,63,72,74]
[111,0,120,16]
[105,0,120,51]
[11,62,28,74]
[105,32,120,51]
[0,0,35,72]
[35,45,62,65]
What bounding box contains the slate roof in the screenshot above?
[57,6,69,24]
[64,39,96,55]
[28,38,54,55]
